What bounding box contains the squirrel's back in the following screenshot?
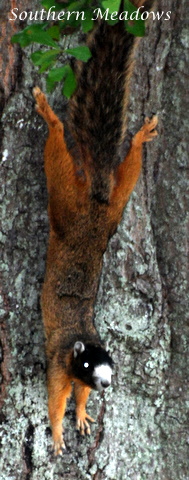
[69,0,152,201]
[69,22,135,168]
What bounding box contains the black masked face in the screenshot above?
[71,341,113,391]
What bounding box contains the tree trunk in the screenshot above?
[1,1,189,479]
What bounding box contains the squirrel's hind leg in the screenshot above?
[132,116,158,145]
[108,116,158,223]
[33,87,91,221]
[33,86,63,131]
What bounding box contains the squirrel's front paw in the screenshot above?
[76,411,95,436]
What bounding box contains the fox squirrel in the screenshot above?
[33,0,157,456]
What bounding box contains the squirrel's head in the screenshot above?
[71,341,113,392]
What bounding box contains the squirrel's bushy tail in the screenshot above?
[68,0,153,202]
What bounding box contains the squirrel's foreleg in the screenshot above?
[74,383,95,435]
[47,366,72,455]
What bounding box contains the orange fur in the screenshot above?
[33,59,158,452]
[109,116,158,223]
[75,383,94,435]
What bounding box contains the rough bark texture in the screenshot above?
[0,1,189,479]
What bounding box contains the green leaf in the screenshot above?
[124,0,145,37]
[63,66,77,98]
[81,9,94,33]
[47,65,68,86]
[12,24,58,48]
[26,24,58,47]
[11,31,32,47]
[31,51,44,65]
[64,46,92,62]
[31,48,61,72]
[68,0,87,12]
[47,26,60,40]
[11,24,49,47]
[31,49,61,65]
[41,0,63,10]
[101,0,121,14]
[59,14,81,29]
[46,65,77,98]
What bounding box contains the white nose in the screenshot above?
[93,364,112,390]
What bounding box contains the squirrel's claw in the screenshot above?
[53,435,66,456]
[132,115,158,146]
[76,412,95,436]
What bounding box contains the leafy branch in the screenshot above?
[11,0,146,98]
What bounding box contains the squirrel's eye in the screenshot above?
[84,362,89,368]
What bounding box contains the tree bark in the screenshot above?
[1,1,189,479]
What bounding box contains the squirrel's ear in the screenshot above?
[74,341,85,358]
